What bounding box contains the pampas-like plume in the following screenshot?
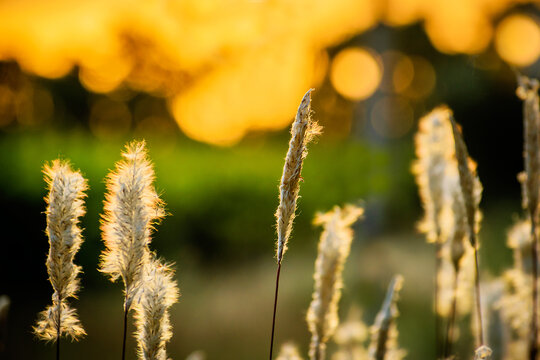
[276,343,304,360]
[307,205,364,360]
[275,89,322,264]
[134,258,179,360]
[368,275,405,360]
[100,140,165,312]
[412,106,455,243]
[270,89,322,360]
[34,160,88,343]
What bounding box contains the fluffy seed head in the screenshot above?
[412,106,455,243]
[34,160,88,341]
[275,89,322,263]
[307,205,363,360]
[99,140,165,310]
[134,258,179,360]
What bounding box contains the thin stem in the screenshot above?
[122,306,128,360]
[435,241,442,359]
[530,221,539,360]
[473,244,485,347]
[269,262,282,360]
[443,270,459,359]
[56,301,61,360]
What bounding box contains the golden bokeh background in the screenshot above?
[0,0,539,144]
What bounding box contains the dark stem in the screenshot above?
[443,270,459,359]
[435,241,442,359]
[269,262,282,360]
[56,301,61,360]
[473,243,485,347]
[530,221,539,360]
[122,305,128,360]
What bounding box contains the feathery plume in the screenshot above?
[277,343,304,360]
[34,160,88,343]
[368,275,405,360]
[185,351,206,360]
[307,205,364,360]
[270,89,322,360]
[275,89,322,264]
[133,258,179,360]
[100,140,165,312]
[412,106,455,243]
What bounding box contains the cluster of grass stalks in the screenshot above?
[30,77,540,360]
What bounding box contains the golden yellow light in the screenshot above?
[330,47,382,101]
[495,14,540,67]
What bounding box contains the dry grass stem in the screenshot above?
[307,205,364,360]
[99,140,165,312]
[516,75,540,360]
[134,258,179,360]
[34,160,88,342]
[449,114,486,348]
[275,88,322,264]
[368,275,405,360]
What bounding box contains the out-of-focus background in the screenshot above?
[0,0,538,359]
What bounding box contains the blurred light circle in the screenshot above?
[330,47,382,101]
[495,14,540,67]
[405,56,436,99]
[370,95,414,138]
[393,55,414,93]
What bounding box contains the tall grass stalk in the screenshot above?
[412,107,455,357]
[33,160,88,359]
[270,89,321,360]
[516,75,540,360]
[99,141,165,360]
[449,115,487,350]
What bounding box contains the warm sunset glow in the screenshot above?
[495,14,540,67]
[0,0,536,144]
[330,47,382,101]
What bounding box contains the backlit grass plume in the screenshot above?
[100,140,165,311]
[368,275,405,360]
[133,258,179,360]
[275,88,322,264]
[412,106,455,244]
[99,140,165,360]
[270,89,322,360]
[306,205,364,360]
[34,160,88,354]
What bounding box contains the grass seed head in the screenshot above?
[275,89,322,264]
[34,160,88,342]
